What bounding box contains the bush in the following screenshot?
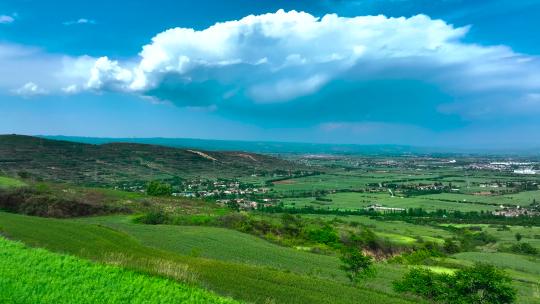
[392,248,442,265]
[146,181,172,196]
[136,211,168,225]
[340,247,375,283]
[510,242,538,255]
[394,263,516,304]
[443,238,461,254]
[308,225,339,245]
[393,268,450,301]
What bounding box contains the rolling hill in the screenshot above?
[0,135,301,186]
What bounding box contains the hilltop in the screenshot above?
[0,135,300,186]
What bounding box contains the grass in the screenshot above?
[0,236,236,304]
[452,252,540,276]
[76,215,344,280]
[305,214,453,244]
[441,223,540,251]
[0,211,419,304]
[0,176,26,188]
[422,192,540,207]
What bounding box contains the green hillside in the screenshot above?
[0,237,236,304]
[0,135,298,185]
[76,215,344,280]
[0,211,418,304]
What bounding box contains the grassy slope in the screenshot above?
[0,212,418,304]
[0,176,26,188]
[76,215,345,280]
[0,237,235,304]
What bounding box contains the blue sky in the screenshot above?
[1,0,539,147]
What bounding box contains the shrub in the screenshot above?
[510,242,538,255]
[393,268,450,301]
[136,210,169,225]
[394,263,516,304]
[339,246,375,283]
[443,238,461,254]
[146,181,173,196]
[308,225,339,245]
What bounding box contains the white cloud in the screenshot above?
[76,9,540,116]
[0,43,95,94]
[0,15,15,24]
[2,10,540,123]
[63,18,96,26]
[13,82,47,97]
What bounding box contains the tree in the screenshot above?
[515,232,522,242]
[451,263,516,304]
[339,247,374,283]
[394,263,516,304]
[146,181,173,196]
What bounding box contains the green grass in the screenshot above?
[0,237,236,304]
[422,191,540,207]
[0,212,418,304]
[452,252,540,276]
[440,223,540,251]
[0,176,26,188]
[76,215,344,280]
[305,214,453,244]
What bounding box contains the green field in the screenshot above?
[0,211,419,304]
[76,215,344,280]
[453,252,540,276]
[443,223,540,251]
[0,176,26,188]
[306,214,453,243]
[422,191,540,207]
[0,237,235,304]
[284,191,497,212]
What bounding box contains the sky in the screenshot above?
[0,0,539,148]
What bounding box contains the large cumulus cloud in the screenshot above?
[8,10,540,127]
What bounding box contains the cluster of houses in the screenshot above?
[173,187,270,198]
[216,198,277,210]
[172,179,270,198]
[468,161,538,174]
[492,206,540,217]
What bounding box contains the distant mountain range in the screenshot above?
[40,135,539,156]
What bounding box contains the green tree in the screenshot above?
[394,263,516,304]
[146,181,173,196]
[339,247,374,283]
[515,232,522,242]
[451,263,516,304]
